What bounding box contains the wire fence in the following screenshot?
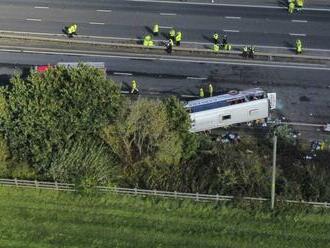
[0,178,329,208]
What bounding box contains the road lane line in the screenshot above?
[113,72,133,76]
[34,6,49,9]
[225,16,241,19]
[89,22,105,25]
[26,18,42,22]
[159,26,173,29]
[291,20,308,23]
[223,29,239,33]
[160,13,177,16]
[289,33,306,36]
[187,76,207,80]
[96,9,112,12]
[127,0,330,11]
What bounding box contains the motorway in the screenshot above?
[0,0,329,51]
[0,50,329,129]
[0,0,329,139]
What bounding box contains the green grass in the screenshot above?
[0,186,330,248]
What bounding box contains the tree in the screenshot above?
[0,64,121,172]
[102,98,184,189]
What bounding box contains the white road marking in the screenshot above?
[96,9,112,12]
[187,76,207,80]
[34,6,49,9]
[225,16,241,19]
[291,19,308,23]
[89,22,105,25]
[127,0,330,11]
[113,72,133,76]
[159,26,173,29]
[223,29,239,33]
[289,33,306,36]
[26,18,42,22]
[160,13,177,16]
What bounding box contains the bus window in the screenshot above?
[222,115,231,121]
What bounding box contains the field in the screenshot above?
[0,186,329,248]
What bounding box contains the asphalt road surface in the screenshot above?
[0,0,329,51]
[0,50,329,129]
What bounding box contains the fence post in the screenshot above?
[14,178,18,187]
[216,194,219,202]
[154,189,157,196]
[174,191,177,199]
[55,181,58,190]
[35,180,38,189]
[134,188,137,196]
[196,192,199,201]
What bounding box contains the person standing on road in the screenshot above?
[131,80,139,94]
[288,0,295,13]
[296,0,304,11]
[208,84,213,97]
[295,39,302,54]
[169,28,176,41]
[213,32,219,44]
[153,24,159,36]
[175,31,182,46]
[165,39,174,53]
[199,88,205,98]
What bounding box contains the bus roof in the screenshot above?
[185,88,265,108]
[57,62,105,69]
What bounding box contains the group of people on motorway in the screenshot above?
[213,33,232,52]
[199,84,214,98]
[288,0,304,13]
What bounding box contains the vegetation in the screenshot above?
[1,186,330,248]
[0,64,329,203]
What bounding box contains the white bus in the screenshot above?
[185,88,276,132]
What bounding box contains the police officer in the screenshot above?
[175,31,182,46]
[248,46,255,58]
[143,35,151,46]
[213,43,220,52]
[208,84,213,97]
[213,32,219,44]
[199,88,204,98]
[296,0,304,10]
[169,29,176,41]
[131,80,139,94]
[296,39,302,54]
[66,23,78,37]
[288,0,295,13]
[153,24,159,36]
[165,39,174,53]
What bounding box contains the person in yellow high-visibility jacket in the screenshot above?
[153,24,159,36]
[213,43,220,52]
[175,31,182,46]
[199,88,204,98]
[296,39,302,54]
[208,84,213,97]
[296,0,304,10]
[169,29,176,41]
[131,80,139,94]
[288,1,295,13]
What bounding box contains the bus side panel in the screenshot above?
[190,99,269,132]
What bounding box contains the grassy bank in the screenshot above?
[0,186,329,248]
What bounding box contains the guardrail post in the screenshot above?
[174,191,177,199]
[216,194,219,202]
[14,178,18,187]
[35,180,38,189]
[196,192,199,201]
[55,181,58,190]
[134,188,137,195]
[154,189,157,196]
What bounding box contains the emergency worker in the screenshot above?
[199,88,204,98]
[175,31,182,46]
[296,39,302,54]
[288,1,295,13]
[208,84,213,97]
[296,0,304,10]
[131,80,139,94]
[242,46,248,57]
[169,29,176,41]
[153,24,159,36]
[213,43,220,52]
[213,32,219,44]
[165,39,174,53]
[66,23,78,37]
